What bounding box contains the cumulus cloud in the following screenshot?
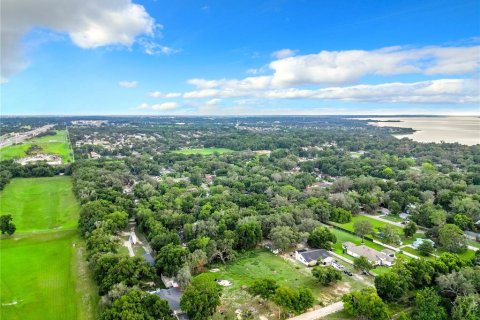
[136,102,179,110]
[162,43,480,104]
[1,0,156,82]
[268,45,480,86]
[271,48,298,59]
[138,39,180,55]
[119,80,138,88]
[148,91,182,98]
[177,78,479,104]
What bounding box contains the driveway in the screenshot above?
[288,301,344,320]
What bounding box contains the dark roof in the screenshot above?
[298,249,330,263]
[155,287,182,311]
[143,252,155,266]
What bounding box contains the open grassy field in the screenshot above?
[335,215,404,235]
[0,230,98,320]
[201,250,369,317]
[0,177,80,233]
[0,176,98,320]
[172,147,234,155]
[0,130,72,162]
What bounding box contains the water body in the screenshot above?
[364,116,480,146]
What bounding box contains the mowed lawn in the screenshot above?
[202,250,368,307]
[0,176,98,319]
[0,230,98,320]
[0,130,72,162]
[335,215,404,235]
[172,147,234,155]
[0,177,80,232]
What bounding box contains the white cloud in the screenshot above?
[119,80,138,88]
[180,78,479,104]
[136,103,149,109]
[148,91,182,98]
[137,102,179,110]
[205,98,221,106]
[1,0,156,82]
[269,45,480,86]
[151,102,179,110]
[138,39,180,55]
[271,48,298,59]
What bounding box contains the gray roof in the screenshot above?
[297,249,330,263]
[143,252,155,266]
[155,287,182,311]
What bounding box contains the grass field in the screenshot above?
[0,177,80,233]
[0,230,98,320]
[172,147,234,155]
[0,130,72,163]
[202,250,369,315]
[0,177,98,320]
[336,215,404,235]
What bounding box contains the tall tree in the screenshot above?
[353,220,373,243]
[411,288,447,320]
[0,214,16,235]
[180,274,222,320]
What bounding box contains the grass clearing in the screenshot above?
[0,177,80,233]
[0,176,98,319]
[0,230,99,320]
[202,250,370,316]
[336,215,404,235]
[0,130,72,163]
[172,147,234,155]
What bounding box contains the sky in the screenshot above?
[1,0,480,116]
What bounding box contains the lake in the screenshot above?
[363,116,480,146]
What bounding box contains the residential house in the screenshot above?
[342,242,396,266]
[295,249,332,266]
[152,287,189,320]
[412,238,435,249]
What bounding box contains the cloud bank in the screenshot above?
[152,44,480,106]
[1,0,156,82]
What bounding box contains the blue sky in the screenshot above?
[1,0,479,115]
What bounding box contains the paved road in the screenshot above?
[288,301,344,320]
[0,124,54,148]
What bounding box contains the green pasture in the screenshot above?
[0,230,98,320]
[172,147,234,155]
[0,177,80,233]
[0,130,72,162]
[0,176,98,319]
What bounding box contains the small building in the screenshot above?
[412,238,435,249]
[343,242,396,266]
[143,252,155,266]
[152,287,189,320]
[295,249,331,266]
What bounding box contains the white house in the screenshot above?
[343,242,396,266]
[295,249,331,266]
[412,238,435,249]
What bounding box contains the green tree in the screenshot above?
[312,266,342,285]
[417,241,434,256]
[269,226,298,252]
[343,287,390,320]
[353,220,373,243]
[438,224,467,253]
[101,288,173,320]
[452,294,480,320]
[403,221,417,238]
[411,288,447,320]
[273,286,314,315]
[353,256,373,272]
[307,226,336,250]
[453,214,473,231]
[248,278,278,300]
[377,224,401,245]
[235,219,262,250]
[0,214,16,235]
[180,274,222,320]
[375,271,409,301]
[155,244,189,277]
